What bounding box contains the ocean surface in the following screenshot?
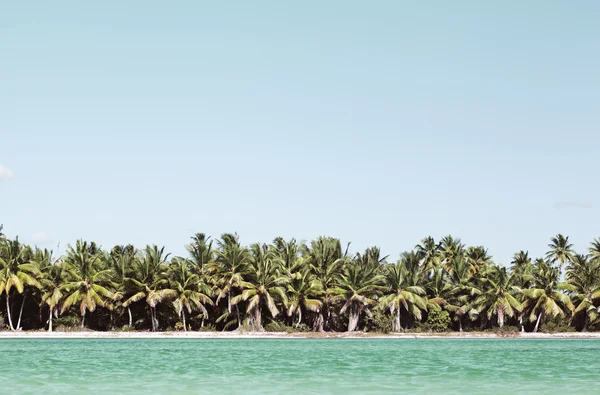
[0,338,598,394]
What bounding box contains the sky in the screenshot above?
[1,1,599,265]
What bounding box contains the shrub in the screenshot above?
[174,322,185,332]
[541,321,576,333]
[367,309,393,333]
[198,324,217,332]
[264,321,294,333]
[425,309,451,332]
[496,325,520,337]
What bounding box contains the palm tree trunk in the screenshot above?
[253,307,263,331]
[533,312,543,333]
[81,313,85,328]
[182,310,187,331]
[6,293,15,331]
[16,292,26,330]
[458,316,463,332]
[519,314,524,333]
[498,311,504,328]
[128,307,133,327]
[296,308,302,328]
[314,312,324,332]
[235,305,241,329]
[348,307,360,332]
[48,308,53,332]
[392,307,402,332]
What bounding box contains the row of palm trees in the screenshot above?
[1,226,599,332]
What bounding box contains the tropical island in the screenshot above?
[1,225,598,337]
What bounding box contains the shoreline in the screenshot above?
[1,331,600,339]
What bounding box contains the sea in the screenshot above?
[1,338,598,394]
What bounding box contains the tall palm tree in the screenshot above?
[285,268,322,328]
[186,233,214,275]
[39,257,65,332]
[465,246,492,275]
[565,254,600,331]
[415,236,440,276]
[106,245,138,327]
[231,243,288,331]
[272,237,301,276]
[333,256,384,332]
[439,235,464,271]
[468,266,522,328]
[0,238,41,330]
[123,245,173,331]
[168,258,213,331]
[302,236,349,331]
[523,259,574,332]
[212,233,251,329]
[588,238,600,263]
[60,241,117,328]
[426,267,465,331]
[379,257,427,332]
[546,234,574,271]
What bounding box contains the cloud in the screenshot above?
[0,164,14,181]
[31,232,53,245]
[555,200,593,209]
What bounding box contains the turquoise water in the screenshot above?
[1,339,598,394]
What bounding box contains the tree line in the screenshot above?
[1,225,599,333]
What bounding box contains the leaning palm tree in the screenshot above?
[168,257,213,331]
[379,257,427,332]
[546,234,574,271]
[0,238,41,330]
[123,245,173,331]
[523,259,574,332]
[332,256,384,332]
[60,241,117,328]
[231,243,288,331]
[468,266,522,328]
[565,254,600,331]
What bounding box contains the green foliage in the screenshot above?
[367,309,393,333]
[495,325,520,337]
[0,229,598,334]
[425,309,451,332]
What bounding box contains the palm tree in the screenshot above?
[212,233,251,329]
[302,236,349,331]
[168,258,213,331]
[468,266,522,328]
[380,257,427,332]
[446,255,475,331]
[333,255,384,332]
[106,245,138,327]
[0,238,41,330]
[439,235,464,271]
[426,267,465,331]
[39,258,64,332]
[123,245,173,331]
[565,254,600,331]
[186,233,214,275]
[285,268,322,328]
[510,250,535,331]
[546,234,574,271]
[589,238,600,263]
[272,237,303,279]
[60,241,117,328]
[415,236,440,276]
[231,243,288,331]
[523,259,574,332]
[465,246,492,275]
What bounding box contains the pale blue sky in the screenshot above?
[1,1,598,264]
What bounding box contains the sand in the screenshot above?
[1,331,600,339]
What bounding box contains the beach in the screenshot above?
[1,331,599,339]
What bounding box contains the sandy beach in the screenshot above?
[1,331,600,339]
